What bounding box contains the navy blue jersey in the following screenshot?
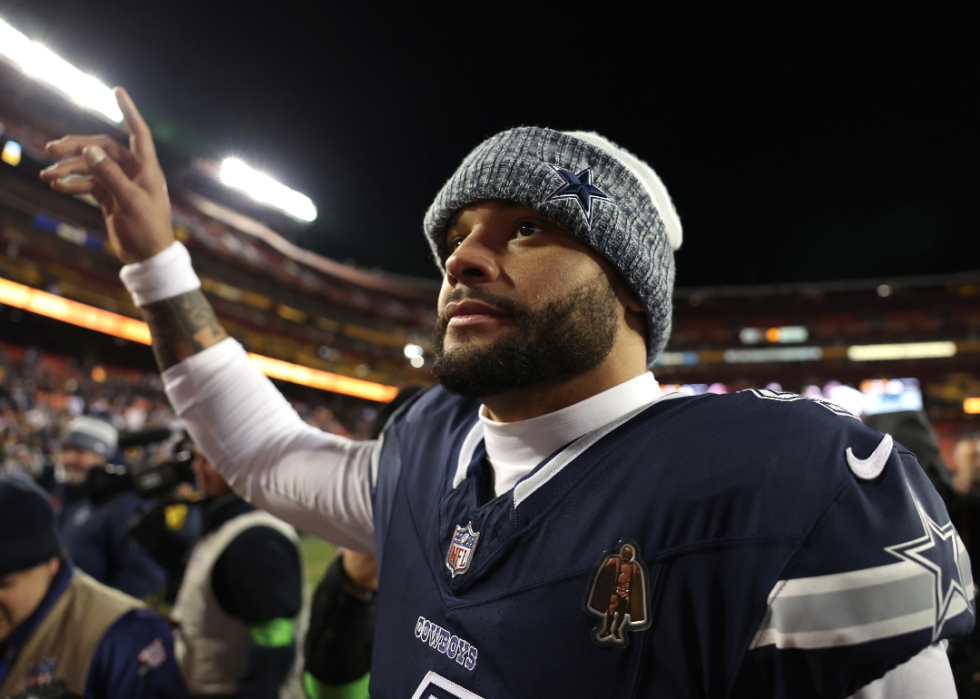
[370,387,975,698]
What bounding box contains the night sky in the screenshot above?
[6,4,976,287]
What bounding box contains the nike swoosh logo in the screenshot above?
[846,434,893,480]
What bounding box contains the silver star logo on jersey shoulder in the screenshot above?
[885,482,972,641]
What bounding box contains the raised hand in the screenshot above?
[42,87,227,371]
[40,87,174,264]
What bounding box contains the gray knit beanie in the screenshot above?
[423,127,682,367]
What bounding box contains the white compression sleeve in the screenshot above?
[846,642,956,699]
[163,337,377,552]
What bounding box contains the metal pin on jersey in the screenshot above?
[446,522,481,578]
[585,541,651,648]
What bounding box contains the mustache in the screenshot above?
[439,286,525,320]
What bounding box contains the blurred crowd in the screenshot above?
[0,343,375,483]
[0,344,382,699]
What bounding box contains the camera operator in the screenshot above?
[167,451,303,699]
[0,477,188,699]
[56,417,166,599]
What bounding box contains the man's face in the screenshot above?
[954,439,980,486]
[191,452,232,498]
[0,558,59,643]
[60,446,107,485]
[432,201,626,400]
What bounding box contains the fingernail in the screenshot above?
[84,145,106,165]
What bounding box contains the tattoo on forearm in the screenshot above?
[142,290,229,371]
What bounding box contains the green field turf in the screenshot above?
[299,534,336,587]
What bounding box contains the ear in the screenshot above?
[624,294,644,314]
[613,282,645,314]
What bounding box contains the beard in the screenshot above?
[432,276,620,400]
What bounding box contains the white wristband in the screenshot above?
[119,241,201,307]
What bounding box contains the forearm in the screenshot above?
[141,289,228,371]
[121,245,376,551]
[164,339,376,551]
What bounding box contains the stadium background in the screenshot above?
[0,10,977,591]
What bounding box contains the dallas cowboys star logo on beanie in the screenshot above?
[423,127,682,366]
[544,166,613,228]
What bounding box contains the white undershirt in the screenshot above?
[481,372,663,497]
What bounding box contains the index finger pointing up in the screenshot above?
[114,87,157,160]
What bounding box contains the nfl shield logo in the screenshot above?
[28,658,57,687]
[446,522,480,578]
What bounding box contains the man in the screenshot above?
[953,436,980,592]
[57,416,166,599]
[0,477,188,699]
[41,88,974,697]
[954,436,980,496]
[863,408,957,515]
[303,549,376,699]
[167,450,303,698]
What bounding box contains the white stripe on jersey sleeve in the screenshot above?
[751,536,974,650]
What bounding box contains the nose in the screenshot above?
[444,227,500,287]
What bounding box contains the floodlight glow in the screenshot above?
[0,277,396,402]
[724,347,823,364]
[220,158,317,222]
[847,342,957,362]
[1,140,21,166]
[965,398,980,415]
[0,17,122,122]
[740,326,808,344]
[403,343,423,359]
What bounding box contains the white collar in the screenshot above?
[452,372,663,496]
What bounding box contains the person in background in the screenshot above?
[303,550,376,699]
[949,435,980,699]
[953,436,980,497]
[300,389,418,699]
[951,435,980,584]
[169,451,303,699]
[863,409,958,516]
[56,416,165,599]
[0,477,188,699]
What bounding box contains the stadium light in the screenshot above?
[0,277,397,402]
[219,158,317,223]
[847,342,957,362]
[0,16,123,122]
[1,140,21,166]
[723,347,823,364]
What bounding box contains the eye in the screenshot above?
[517,221,543,238]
